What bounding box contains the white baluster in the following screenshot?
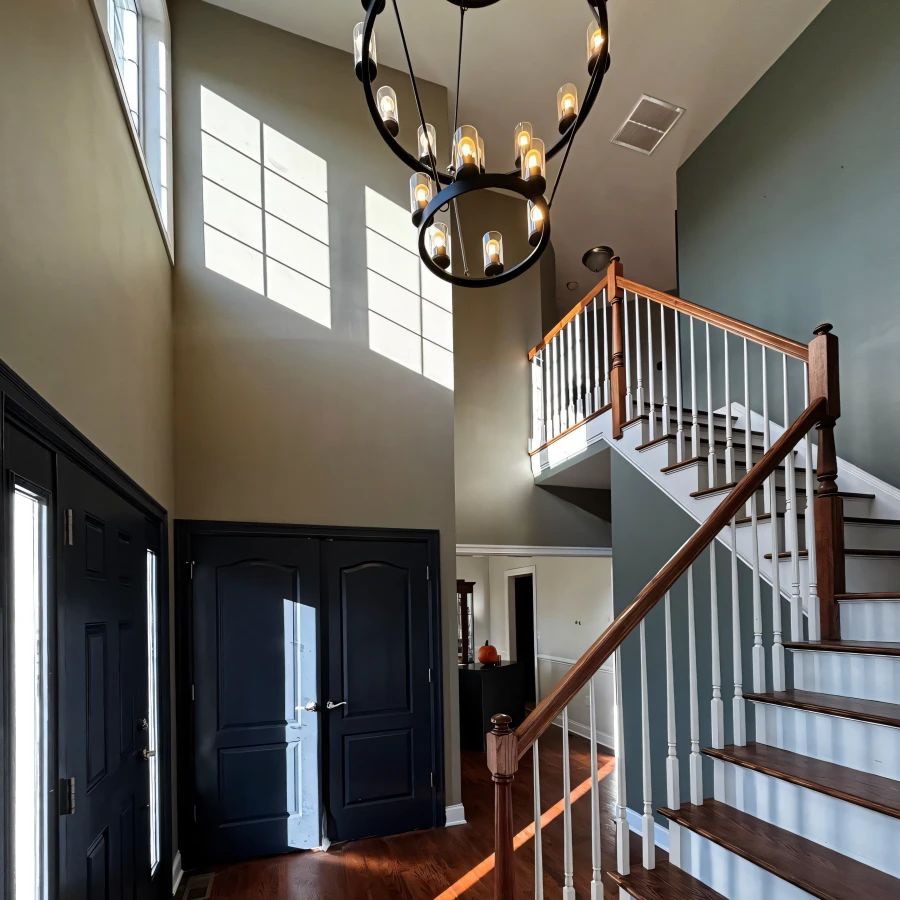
[762,347,771,514]
[647,298,656,440]
[614,648,630,877]
[706,324,715,485]
[766,350,786,691]
[743,338,751,483]
[589,679,602,900]
[566,322,575,429]
[784,354,803,642]
[593,295,601,412]
[552,336,561,438]
[664,592,680,810]
[690,317,699,458]
[724,331,734,483]
[709,544,724,750]
[531,355,541,449]
[731,519,747,745]
[660,304,670,438]
[624,291,633,421]
[639,620,656,868]
[635,292,644,419]
[544,348,553,444]
[575,312,584,422]
[751,490,766,695]
[687,567,703,805]
[674,310,684,463]
[561,707,575,900]
[534,738,544,900]
[602,289,610,407]
[804,364,821,643]
[584,303,592,417]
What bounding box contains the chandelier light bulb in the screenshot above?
[587,21,605,74]
[527,200,544,247]
[557,83,579,133]
[521,136,546,193]
[513,121,533,168]
[453,125,481,180]
[417,124,437,165]
[483,231,505,277]
[410,172,434,226]
[352,22,377,82]
[429,222,451,270]
[478,135,486,174]
[376,86,399,137]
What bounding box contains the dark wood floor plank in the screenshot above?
[745,688,900,728]
[611,860,727,899]
[658,799,900,900]
[785,639,900,657]
[704,743,900,820]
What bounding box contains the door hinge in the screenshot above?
[426,565,430,581]
[61,777,75,815]
[430,772,434,788]
[428,668,432,683]
[193,805,197,823]
[191,684,195,702]
[189,560,195,580]
[65,509,74,546]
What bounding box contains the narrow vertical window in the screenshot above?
[158,41,169,230]
[107,0,140,130]
[12,486,49,900]
[146,549,161,874]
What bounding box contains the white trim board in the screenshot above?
[457,544,612,558]
[171,851,183,896]
[550,712,614,754]
[626,807,670,853]
[538,652,614,674]
[445,803,467,827]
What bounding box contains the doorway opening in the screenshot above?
[508,571,538,711]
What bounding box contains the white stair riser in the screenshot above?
[839,601,900,643]
[715,759,900,877]
[671,821,816,900]
[771,555,900,594]
[791,647,900,703]
[845,522,900,551]
[754,702,900,782]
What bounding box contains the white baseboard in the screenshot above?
[626,807,670,853]
[445,803,467,827]
[171,851,183,896]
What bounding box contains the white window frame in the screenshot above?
[89,0,174,261]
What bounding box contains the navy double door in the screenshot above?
[189,533,437,864]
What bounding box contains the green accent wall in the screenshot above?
[677,0,900,488]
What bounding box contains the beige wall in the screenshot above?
[452,192,612,548]
[0,0,174,507]
[170,0,461,805]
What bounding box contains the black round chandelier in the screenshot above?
[354,0,611,288]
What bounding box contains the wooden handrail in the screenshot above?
[514,395,827,758]
[526,268,808,363]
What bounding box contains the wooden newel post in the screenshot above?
[607,257,627,439]
[808,323,844,641]
[487,713,518,900]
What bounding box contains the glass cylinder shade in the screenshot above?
[376,86,399,137]
[428,223,451,270]
[483,231,504,277]
[417,124,437,165]
[353,22,377,82]
[478,136,486,174]
[453,126,480,179]
[587,20,605,74]
[527,201,544,248]
[522,137,546,189]
[410,173,434,226]
[557,83,579,133]
[514,121,533,167]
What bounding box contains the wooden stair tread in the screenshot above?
[766,547,900,560]
[662,458,803,475]
[837,592,900,601]
[785,639,900,657]
[704,742,900,820]
[658,799,900,900]
[610,860,727,900]
[845,516,900,526]
[736,511,804,525]
[745,689,900,728]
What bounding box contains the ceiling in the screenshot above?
[204,0,829,313]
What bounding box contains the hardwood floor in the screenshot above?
[195,727,655,899]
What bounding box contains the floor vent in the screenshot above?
[611,95,684,155]
[182,873,215,900]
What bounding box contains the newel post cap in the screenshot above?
[487,713,518,777]
[813,323,833,336]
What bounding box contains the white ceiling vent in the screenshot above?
[611,95,685,155]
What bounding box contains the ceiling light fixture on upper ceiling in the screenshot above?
[353,0,612,289]
[582,245,614,273]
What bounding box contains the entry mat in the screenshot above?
[182,873,215,900]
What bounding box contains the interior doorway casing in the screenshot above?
[504,565,539,707]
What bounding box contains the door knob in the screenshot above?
[139,718,149,731]
[326,700,348,710]
[303,701,320,712]
[142,749,156,761]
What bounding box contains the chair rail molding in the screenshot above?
[456,544,613,558]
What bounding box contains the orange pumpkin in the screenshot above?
[478,642,499,665]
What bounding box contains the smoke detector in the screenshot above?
[611,95,684,155]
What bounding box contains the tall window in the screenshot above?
[158,42,169,230]
[146,550,161,874]
[12,486,49,900]
[108,0,140,130]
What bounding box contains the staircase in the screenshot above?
[480,259,900,899]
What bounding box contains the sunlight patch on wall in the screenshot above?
[364,188,454,390]
[200,87,332,328]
